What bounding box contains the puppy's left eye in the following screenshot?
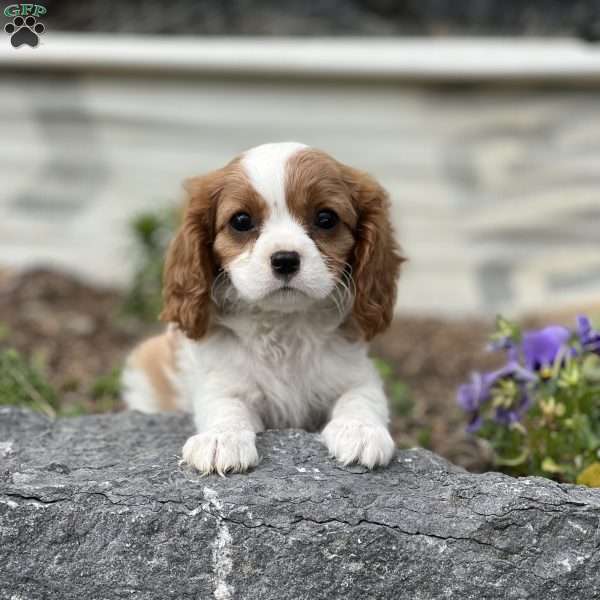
[230,212,254,232]
[314,209,339,230]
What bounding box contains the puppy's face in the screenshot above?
[162,143,403,340]
[213,144,356,312]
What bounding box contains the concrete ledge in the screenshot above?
[1,407,600,599]
[2,35,600,82]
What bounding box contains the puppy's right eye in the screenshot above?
[230,212,254,232]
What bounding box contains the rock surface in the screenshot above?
[1,407,600,599]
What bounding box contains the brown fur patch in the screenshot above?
[285,149,357,277]
[213,167,269,267]
[341,164,405,340]
[286,148,404,340]
[128,330,178,411]
[161,159,267,339]
[160,168,224,339]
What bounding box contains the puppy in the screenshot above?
[122,142,403,474]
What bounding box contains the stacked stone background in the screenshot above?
[0,71,598,316]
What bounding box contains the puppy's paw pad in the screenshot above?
[181,430,258,475]
[321,419,394,468]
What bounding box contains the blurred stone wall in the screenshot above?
[42,0,600,39]
[1,72,599,316]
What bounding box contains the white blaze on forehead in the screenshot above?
[227,142,336,305]
[241,142,308,214]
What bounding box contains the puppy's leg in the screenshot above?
[121,330,180,413]
[182,383,264,475]
[321,382,395,469]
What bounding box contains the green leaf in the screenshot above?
[390,381,413,417]
[90,367,122,400]
[417,427,432,450]
[491,315,522,345]
[541,457,563,474]
[373,358,393,380]
[123,208,179,322]
[89,367,122,412]
[0,349,58,417]
[582,354,600,383]
[495,447,529,467]
[577,462,600,487]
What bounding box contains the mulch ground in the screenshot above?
[0,267,593,472]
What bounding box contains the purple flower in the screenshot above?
[457,372,488,412]
[487,360,538,385]
[457,372,492,433]
[578,315,600,354]
[488,361,536,426]
[457,361,537,432]
[522,326,570,372]
[488,337,515,353]
[493,388,532,426]
[466,413,483,433]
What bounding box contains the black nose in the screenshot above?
[271,251,301,277]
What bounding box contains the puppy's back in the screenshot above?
[121,329,181,413]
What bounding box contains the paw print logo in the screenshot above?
[5,15,45,48]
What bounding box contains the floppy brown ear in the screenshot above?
[343,166,404,340]
[160,171,223,339]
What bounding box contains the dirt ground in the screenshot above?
[0,267,594,473]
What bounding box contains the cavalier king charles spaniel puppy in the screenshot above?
[122,142,403,475]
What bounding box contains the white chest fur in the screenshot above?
[176,310,375,431]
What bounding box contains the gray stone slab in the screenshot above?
[2,407,600,599]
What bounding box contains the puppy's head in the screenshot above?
[161,142,403,340]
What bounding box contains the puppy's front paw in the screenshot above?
[321,419,395,468]
[181,430,258,475]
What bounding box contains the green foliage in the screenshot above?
[89,367,122,413]
[374,357,414,417]
[417,426,433,450]
[59,368,123,417]
[577,462,600,487]
[0,345,123,417]
[0,348,58,417]
[459,315,600,485]
[122,209,178,322]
